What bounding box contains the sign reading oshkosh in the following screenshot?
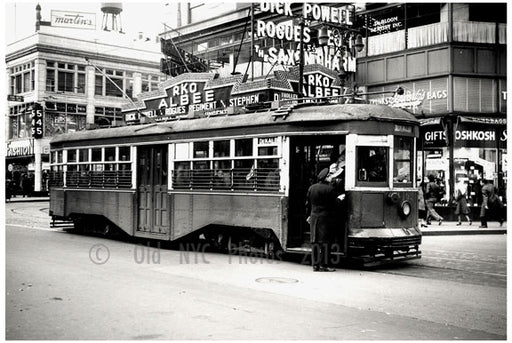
[51,10,96,30]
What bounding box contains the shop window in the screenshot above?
[405,3,442,28]
[469,3,506,23]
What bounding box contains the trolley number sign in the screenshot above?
[31,103,44,139]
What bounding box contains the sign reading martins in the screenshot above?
[51,10,96,30]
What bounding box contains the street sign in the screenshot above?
[7,95,24,102]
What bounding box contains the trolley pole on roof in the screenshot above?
[85,57,146,122]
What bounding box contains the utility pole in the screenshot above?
[298,13,305,100]
[251,3,254,81]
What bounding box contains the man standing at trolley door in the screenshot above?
[306,168,337,272]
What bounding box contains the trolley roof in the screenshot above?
[50,103,418,144]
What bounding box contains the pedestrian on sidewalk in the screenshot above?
[417,179,428,228]
[479,178,504,228]
[454,180,471,226]
[425,174,443,225]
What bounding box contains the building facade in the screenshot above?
[5,4,167,195]
[160,2,507,217]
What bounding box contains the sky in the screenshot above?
[4,2,174,44]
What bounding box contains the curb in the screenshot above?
[6,198,50,203]
[422,229,507,236]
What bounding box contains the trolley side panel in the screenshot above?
[170,193,284,241]
[49,188,65,217]
[61,190,137,236]
[348,190,418,231]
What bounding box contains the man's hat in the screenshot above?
[329,165,343,179]
[317,168,329,181]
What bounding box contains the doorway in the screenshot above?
[288,136,346,248]
[137,145,169,234]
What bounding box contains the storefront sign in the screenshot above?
[255,2,356,73]
[51,10,96,30]
[368,15,404,35]
[6,139,34,157]
[300,72,341,97]
[369,89,447,110]
[422,119,507,149]
[124,65,343,123]
[368,79,449,114]
[259,3,353,26]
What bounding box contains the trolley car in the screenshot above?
[49,102,421,266]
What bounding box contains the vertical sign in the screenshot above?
[31,103,44,139]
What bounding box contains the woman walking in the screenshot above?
[454,180,471,225]
[417,179,428,228]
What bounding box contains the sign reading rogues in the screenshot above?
[255,2,356,73]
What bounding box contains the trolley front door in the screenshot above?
[137,145,169,234]
[288,136,347,250]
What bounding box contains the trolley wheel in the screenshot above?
[100,223,111,237]
[72,216,86,234]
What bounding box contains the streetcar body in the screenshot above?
[49,103,421,266]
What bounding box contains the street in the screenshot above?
[5,201,507,340]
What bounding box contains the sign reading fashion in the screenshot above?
[51,10,96,30]
[6,139,34,157]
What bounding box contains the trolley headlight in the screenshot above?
[399,200,412,218]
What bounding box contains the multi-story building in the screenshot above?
[5,4,167,195]
[160,2,506,218]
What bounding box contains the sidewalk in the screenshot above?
[5,196,507,236]
[420,221,507,236]
[6,196,50,203]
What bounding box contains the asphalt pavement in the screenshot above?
[6,196,507,236]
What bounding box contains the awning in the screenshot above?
[459,116,506,125]
[419,117,441,126]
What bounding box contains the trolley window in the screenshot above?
[356,146,388,187]
[172,137,281,192]
[393,136,413,187]
[64,146,132,189]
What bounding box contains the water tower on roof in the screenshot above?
[101,3,123,32]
